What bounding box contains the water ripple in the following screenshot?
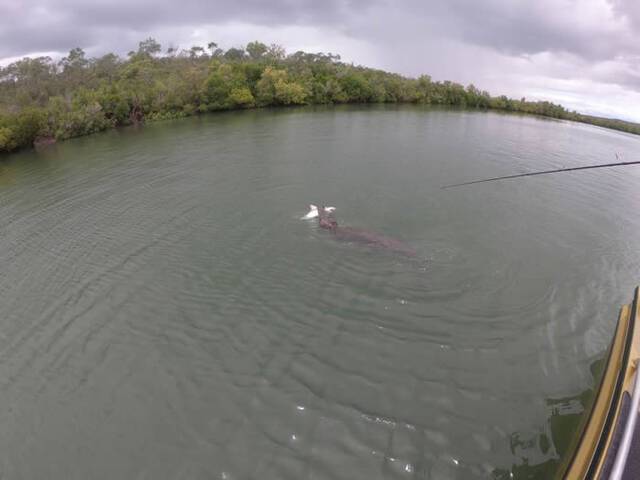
[1,108,640,479]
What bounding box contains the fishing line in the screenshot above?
[442,159,640,189]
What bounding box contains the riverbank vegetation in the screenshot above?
[1,38,639,153]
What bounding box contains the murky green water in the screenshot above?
[1,106,640,479]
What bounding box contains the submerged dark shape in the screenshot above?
[316,206,416,256]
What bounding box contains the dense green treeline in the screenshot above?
[1,38,639,153]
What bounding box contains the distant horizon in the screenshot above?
[2,1,640,123]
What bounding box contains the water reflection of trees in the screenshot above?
[493,357,605,480]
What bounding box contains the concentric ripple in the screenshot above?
[1,106,640,479]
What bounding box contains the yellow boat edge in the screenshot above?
[558,286,640,479]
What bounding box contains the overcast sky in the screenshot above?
[2,0,640,121]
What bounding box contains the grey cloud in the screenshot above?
[347,0,639,61]
[58,0,346,28]
[446,3,612,59]
[2,0,638,60]
[2,0,640,120]
[611,0,640,27]
[0,0,367,57]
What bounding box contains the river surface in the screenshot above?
[1,106,640,479]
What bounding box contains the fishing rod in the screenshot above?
[441,157,640,189]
